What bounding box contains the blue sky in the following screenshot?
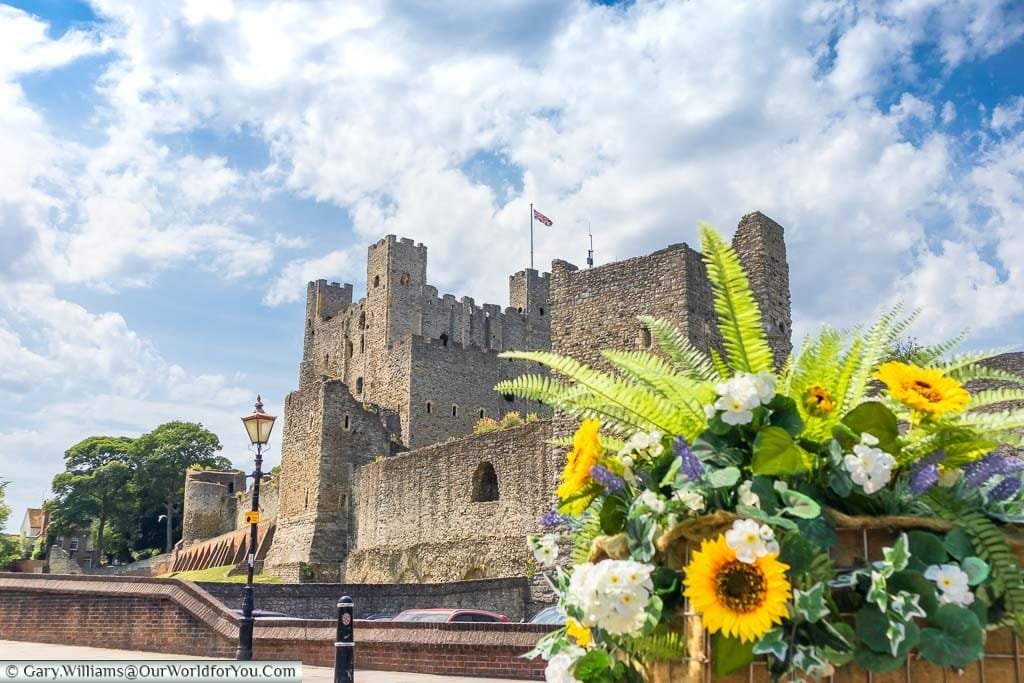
[1,0,1024,531]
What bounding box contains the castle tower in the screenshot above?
[509,269,552,350]
[732,212,792,367]
[301,280,353,386]
[365,236,428,349]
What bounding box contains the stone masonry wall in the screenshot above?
[264,377,392,582]
[347,421,557,583]
[181,469,246,546]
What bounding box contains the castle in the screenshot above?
[179,211,792,583]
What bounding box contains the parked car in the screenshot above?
[392,608,509,623]
[528,606,566,625]
[362,612,398,620]
[230,609,290,620]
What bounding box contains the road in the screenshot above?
[0,641,524,683]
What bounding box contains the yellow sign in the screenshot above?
[244,511,261,525]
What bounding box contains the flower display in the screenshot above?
[684,534,791,642]
[507,225,1024,682]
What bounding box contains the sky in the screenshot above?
[1,0,1023,532]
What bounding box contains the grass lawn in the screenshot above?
[160,564,282,583]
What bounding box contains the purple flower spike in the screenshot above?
[909,462,940,496]
[964,453,1020,489]
[988,476,1021,502]
[590,464,626,494]
[541,510,569,528]
[674,436,704,481]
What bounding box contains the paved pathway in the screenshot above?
[0,641,522,683]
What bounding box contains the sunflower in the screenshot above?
[802,385,835,417]
[556,418,602,512]
[875,361,970,416]
[683,535,791,643]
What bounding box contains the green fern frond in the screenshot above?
[926,491,1024,635]
[623,626,689,661]
[700,223,774,373]
[601,349,714,428]
[967,388,1024,411]
[571,514,602,564]
[841,306,918,408]
[709,349,731,380]
[950,363,1024,386]
[637,316,720,382]
[909,331,968,365]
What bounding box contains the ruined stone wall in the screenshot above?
[264,377,392,582]
[181,469,246,546]
[347,421,557,583]
[234,474,280,530]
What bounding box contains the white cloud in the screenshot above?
[264,246,363,306]
[941,101,958,124]
[991,96,1024,132]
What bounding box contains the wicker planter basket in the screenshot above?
[593,512,1024,682]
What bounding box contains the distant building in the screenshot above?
[22,506,99,571]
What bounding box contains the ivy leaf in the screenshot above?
[751,427,813,476]
[751,626,787,660]
[866,572,889,612]
[918,604,984,669]
[793,583,830,623]
[961,557,989,586]
[821,622,856,666]
[888,570,939,617]
[713,634,754,677]
[573,649,612,679]
[882,533,911,573]
[779,489,821,519]
[889,591,927,621]
[625,517,656,563]
[707,466,741,489]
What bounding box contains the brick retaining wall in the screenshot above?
[198,577,533,620]
[0,574,547,680]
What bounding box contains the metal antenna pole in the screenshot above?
[587,222,594,268]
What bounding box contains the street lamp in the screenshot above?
[236,395,276,661]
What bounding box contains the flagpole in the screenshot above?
[530,202,534,270]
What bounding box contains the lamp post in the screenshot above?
[236,395,276,661]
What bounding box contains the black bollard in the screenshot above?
[335,596,354,683]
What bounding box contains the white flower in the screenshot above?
[925,564,975,606]
[725,519,777,564]
[673,488,706,513]
[704,404,717,419]
[567,561,654,635]
[860,432,879,446]
[737,479,761,508]
[844,443,896,494]
[619,431,663,457]
[529,534,559,566]
[773,480,789,493]
[545,652,580,683]
[713,373,766,425]
[753,371,777,403]
[636,490,666,515]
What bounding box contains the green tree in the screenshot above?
[49,436,134,562]
[130,422,227,552]
[0,481,22,568]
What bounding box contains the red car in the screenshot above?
[391,608,509,623]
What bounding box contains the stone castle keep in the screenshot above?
[180,211,792,583]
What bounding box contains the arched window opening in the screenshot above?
[452,404,459,417]
[472,462,499,502]
[360,335,365,352]
[479,408,485,419]
[355,377,364,393]
[426,401,432,414]
[440,333,449,347]
[227,482,234,494]
[400,272,411,285]
[324,353,329,366]
[373,275,380,288]
[517,306,523,313]
[539,307,545,316]
[344,415,350,430]
[359,311,366,329]
[503,393,515,403]
[346,339,353,358]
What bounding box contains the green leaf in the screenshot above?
[767,395,804,436]
[659,457,681,488]
[866,571,889,611]
[751,626,787,660]
[599,495,627,535]
[907,530,948,569]
[779,489,821,519]
[707,466,741,489]
[841,401,899,451]
[822,623,856,666]
[793,583,830,623]
[692,432,745,468]
[828,466,853,498]
[751,426,813,476]
[882,533,911,573]
[853,643,905,673]
[626,517,656,563]
[888,570,939,617]
[713,633,755,677]
[856,607,918,658]
[573,649,613,679]
[793,514,836,550]
[944,529,974,561]
[961,556,990,586]
[918,604,985,669]
[778,530,816,578]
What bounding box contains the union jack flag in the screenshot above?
[533,208,553,226]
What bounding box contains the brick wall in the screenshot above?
[198,577,534,621]
[0,573,548,680]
